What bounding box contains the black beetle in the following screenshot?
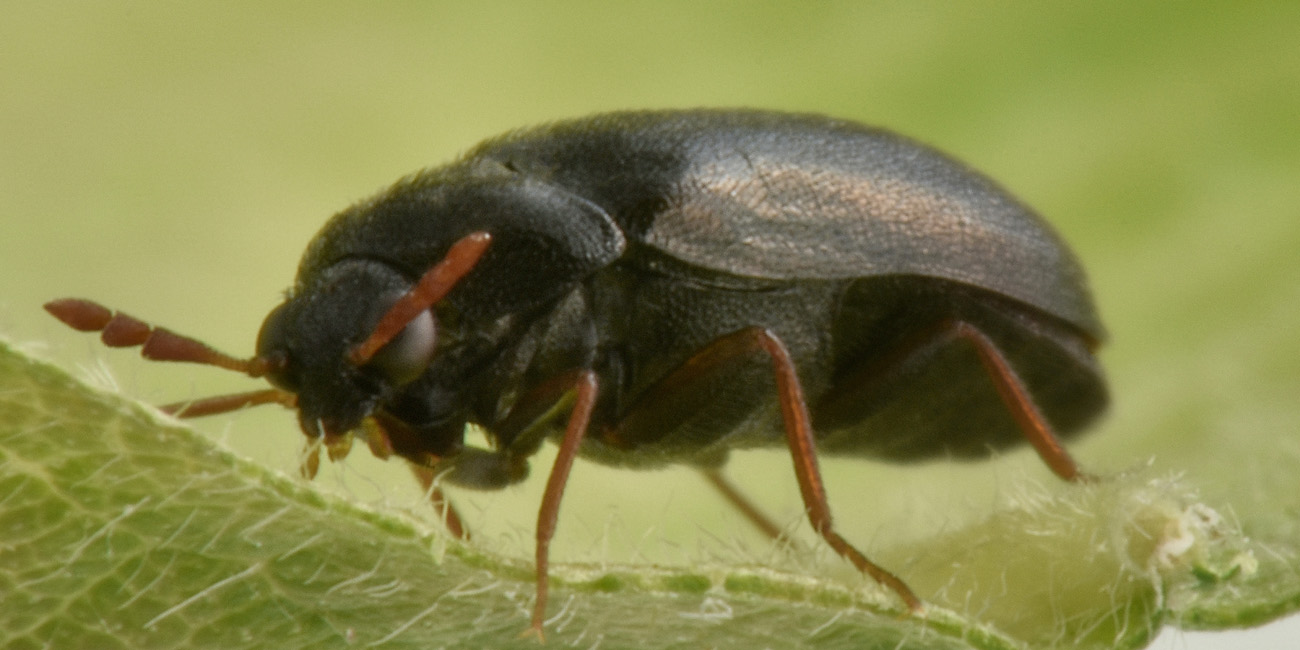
[46,109,1107,638]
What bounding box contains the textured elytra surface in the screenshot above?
[1,341,1294,649]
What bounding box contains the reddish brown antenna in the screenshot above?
[44,298,294,419]
[349,230,492,365]
[45,298,275,377]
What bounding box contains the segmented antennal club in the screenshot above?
[43,298,277,378]
[44,298,295,420]
[349,230,492,365]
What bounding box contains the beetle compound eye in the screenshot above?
[348,232,491,367]
[366,309,437,386]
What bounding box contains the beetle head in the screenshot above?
[45,230,490,463]
[257,259,437,440]
[260,230,493,442]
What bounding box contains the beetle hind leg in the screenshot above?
[948,320,1087,482]
[816,317,1088,482]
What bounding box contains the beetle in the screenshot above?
[46,109,1107,639]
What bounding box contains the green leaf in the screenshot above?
[2,341,1294,649]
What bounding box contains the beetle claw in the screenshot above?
[519,624,544,643]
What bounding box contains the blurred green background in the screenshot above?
[3,2,1297,647]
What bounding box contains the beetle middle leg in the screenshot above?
[699,467,786,541]
[606,326,923,611]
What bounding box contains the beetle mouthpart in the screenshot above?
[300,438,323,480]
[325,431,354,462]
[349,231,492,365]
[298,415,325,440]
[298,425,358,477]
[361,417,396,460]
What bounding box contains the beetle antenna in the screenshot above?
[43,298,276,377]
[350,231,492,365]
[159,388,297,418]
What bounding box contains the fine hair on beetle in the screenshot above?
[46,108,1107,639]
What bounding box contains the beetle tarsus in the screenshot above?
[519,623,545,643]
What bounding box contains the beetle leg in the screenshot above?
[606,327,921,611]
[742,327,924,612]
[525,370,598,640]
[589,330,793,543]
[494,368,591,459]
[816,318,1086,482]
[698,467,786,541]
[355,413,472,538]
[407,464,469,540]
[945,321,1086,481]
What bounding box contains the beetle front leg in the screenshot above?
[525,370,599,640]
[407,464,469,540]
[359,413,471,539]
